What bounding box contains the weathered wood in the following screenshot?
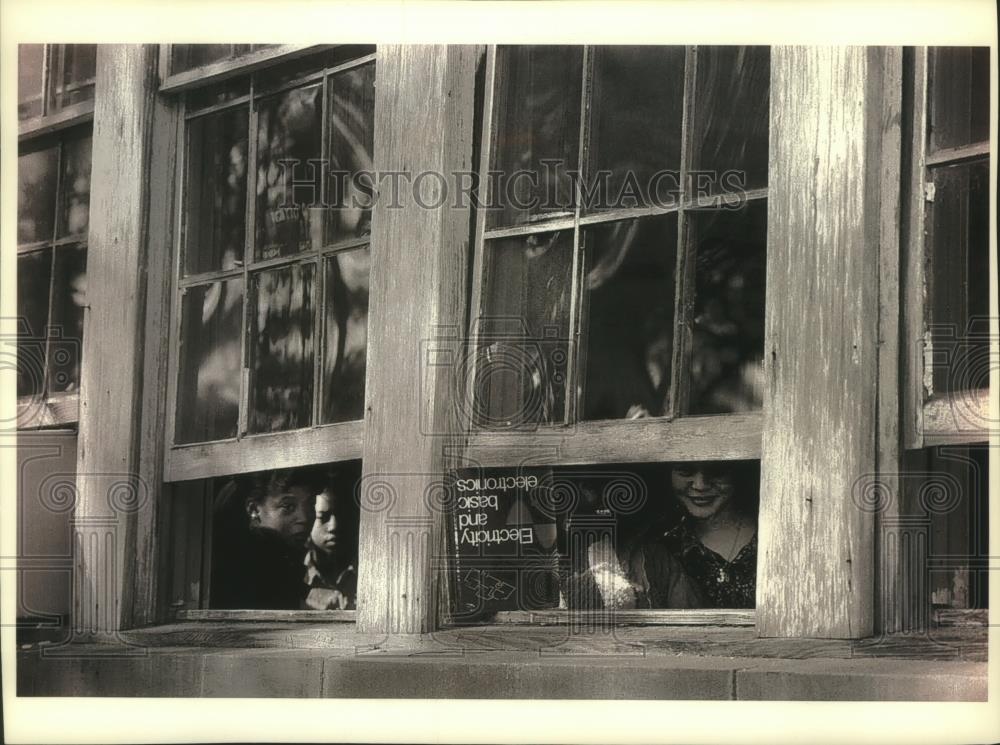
[17,100,93,142]
[922,389,991,445]
[356,46,480,634]
[164,420,363,482]
[176,609,356,623]
[16,392,78,430]
[130,59,182,628]
[759,47,888,638]
[924,140,990,167]
[463,412,762,466]
[873,47,904,636]
[492,609,754,626]
[902,48,928,450]
[158,44,330,93]
[76,45,160,636]
[118,620,987,664]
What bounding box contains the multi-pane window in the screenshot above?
[18,44,97,122]
[904,46,991,446]
[923,47,990,398]
[169,49,375,447]
[163,47,375,614]
[472,46,769,429]
[16,45,96,427]
[464,46,770,613]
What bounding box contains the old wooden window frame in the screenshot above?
[464,46,766,469]
[902,46,992,450]
[161,45,374,483]
[16,44,96,430]
[75,44,902,640]
[154,44,376,619]
[454,45,767,626]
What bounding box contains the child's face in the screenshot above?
[671,464,735,520]
[255,485,313,548]
[310,490,345,556]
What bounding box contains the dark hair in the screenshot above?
[245,466,328,507]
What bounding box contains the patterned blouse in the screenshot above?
[659,518,757,608]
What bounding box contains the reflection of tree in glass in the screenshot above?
[583,218,676,420]
[696,47,770,192]
[323,251,368,423]
[690,233,766,414]
[493,47,581,224]
[253,265,315,432]
[256,86,322,259]
[59,136,92,238]
[17,148,58,245]
[48,246,88,393]
[328,65,375,243]
[193,281,242,432]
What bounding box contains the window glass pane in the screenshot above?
[255,85,323,261]
[175,279,243,444]
[900,445,989,610]
[18,146,59,245]
[206,462,361,610]
[57,133,92,240]
[586,46,685,213]
[18,44,45,120]
[553,460,759,611]
[170,44,234,75]
[322,250,369,423]
[326,63,375,245]
[580,214,678,420]
[250,263,316,433]
[184,106,249,276]
[47,44,97,112]
[928,161,989,394]
[928,47,990,152]
[693,46,770,196]
[186,79,250,113]
[688,201,768,415]
[477,230,573,428]
[16,249,53,398]
[489,46,583,229]
[47,245,87,394]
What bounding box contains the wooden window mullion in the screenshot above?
[666,45,699,419]
[239,77,257,439]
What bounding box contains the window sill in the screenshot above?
[16,393,79,430]
[17,622,987,700]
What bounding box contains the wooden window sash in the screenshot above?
[163,55,375,478]
[159,44,332,94]
[902,47,993,449]
[18,44,96,140]
[16,123,91,430]
[468,44,768,445]
[457,45,767,627]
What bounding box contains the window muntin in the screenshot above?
[472,45,770,431]
[457,45,769,616]
[18,44,97,124]
[170,52,375,449]
[906,46,991,446]
[169,44,278,76]
[16,115,92,422]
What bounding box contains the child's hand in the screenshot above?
[305,587,350,610]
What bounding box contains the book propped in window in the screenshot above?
[447,467,559,619]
